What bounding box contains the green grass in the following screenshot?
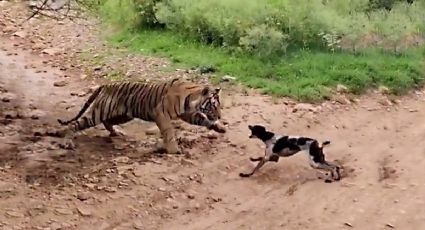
[107,29,424,102]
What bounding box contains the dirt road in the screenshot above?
[1,1,425,230]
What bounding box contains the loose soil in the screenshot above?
[0,1,424,230]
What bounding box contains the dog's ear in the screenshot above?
[248,125,253,130]
[319,140,331,149]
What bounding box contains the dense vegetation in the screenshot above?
[90,0,424,102]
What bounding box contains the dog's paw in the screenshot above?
[324,178,333,183]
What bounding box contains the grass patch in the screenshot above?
[108,29,424,102]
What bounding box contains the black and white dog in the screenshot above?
[240,125,341,182]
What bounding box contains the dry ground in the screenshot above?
[0,1,425,230]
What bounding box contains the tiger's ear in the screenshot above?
[215,88,221,94]
[202,87,210,96]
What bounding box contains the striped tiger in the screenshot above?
[57,78,225,154]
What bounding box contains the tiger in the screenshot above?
[57,78,226,154]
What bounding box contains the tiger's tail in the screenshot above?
[57,85,103,126]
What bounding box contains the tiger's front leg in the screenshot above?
[153,112,180,154]
[179,111,226,133]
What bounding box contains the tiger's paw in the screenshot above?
[165,143,182,154]
[109,128,127,137]
[59,139,76,150]
[211,123,226,133]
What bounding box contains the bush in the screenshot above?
[98,0,424,57]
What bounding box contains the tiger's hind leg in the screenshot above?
[103,115,133,137]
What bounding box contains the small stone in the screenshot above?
[187,193,195,199]
[32,43,46,50]
[13,31,27,38]
[133,220,144,229]
[50,222,62,230]
[293,103,317,113]
[378,98,393,106]
[3,26,16,33]
[77,191,92,201]
[105,187,117,193]
[344,222,353,227]
[53,81,68,87]
[336,84,349,93]
[112,156,130,164]
[5,211,24,218]
[204,131,218,139]
[385,223,395,228]
[1,93,16,102]
[408,109,418,113]
[41,48,62,56]
[334,95,351,105]
[145,126,159,135]
[77,206,92,216]
[54,208,73,215]
[378,86,390,95]
[221,75,236,82]
[210,196,222,202]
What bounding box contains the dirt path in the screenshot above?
[1,1,425,230]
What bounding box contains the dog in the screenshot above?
[239,125,341,183]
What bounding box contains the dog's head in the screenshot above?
[248,125,274,141]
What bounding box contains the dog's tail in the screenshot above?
[320,140,331,148]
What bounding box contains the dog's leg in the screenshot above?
[239,156,269,177]
[241,149,274,178]
[309,159,341,182]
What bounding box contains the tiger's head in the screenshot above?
[200,87,222,121]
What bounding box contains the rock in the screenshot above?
[41,48,62,56]
[5,210,24,218]
[27,109,45,120]
[50,222,62,230]
[210,196,222,202]
[1,93,17,102]
[53,81,68,87]
[54,208,73,215]
[93,66,102,71]
[292,103,317,113]
[4,110,22,119]
[32,43,46,50]
[12,31,27,38]
[3,26,16,33]
[112,156,130,164]
[385,223,395,228]
[221,75,236,82]
[133,166,144,177]
[104,187,117,193]
[336,84,349,93]
[344,222,353,227]
[97,221,111,230]
[145,126,159,135]
[76,191,92,201]
[77,206,92,216]
[203,131,219,139]
[133,220,144,230]
[378,86,390,95]
[378,98,393,106]
[334,95,351,105]
[187,192,195,199]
